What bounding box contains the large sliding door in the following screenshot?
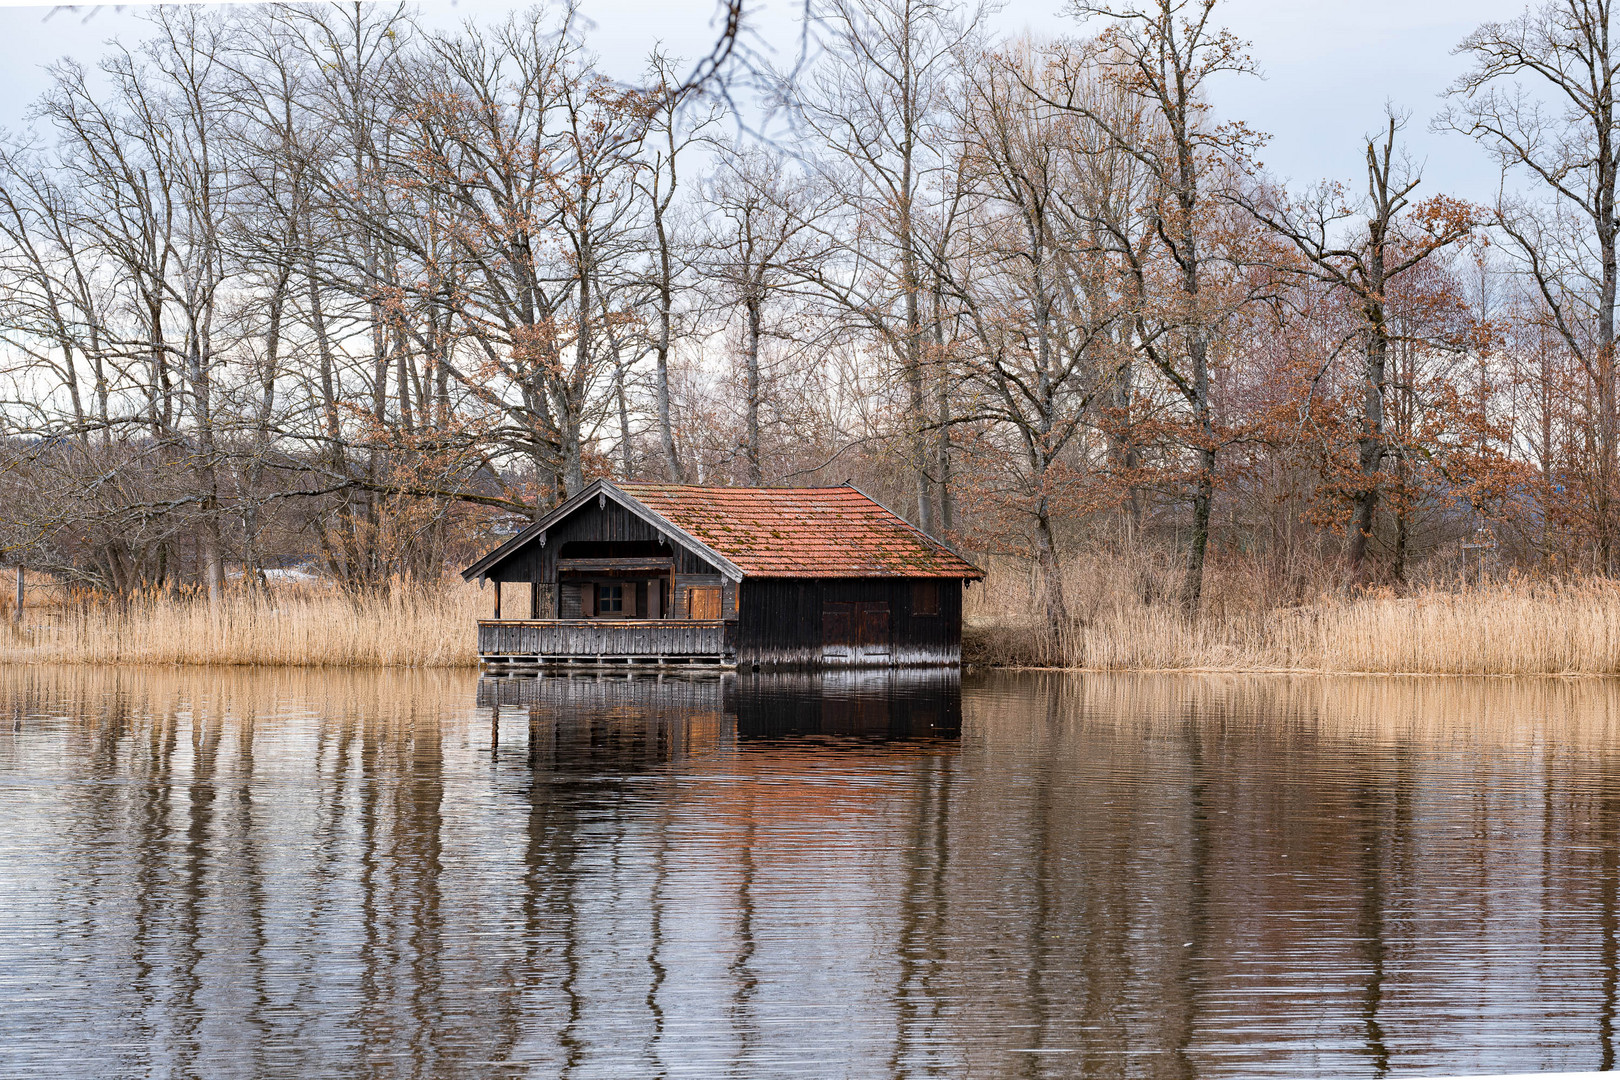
[822,599,891,665]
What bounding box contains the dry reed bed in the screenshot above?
[5,569,1620,674]
[0,581,485,668]
[968,578,1620,676]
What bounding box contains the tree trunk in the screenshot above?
[1180,331,1214,612]
[1183,447,1216,612]
[1035,492,1069,630]
[899,134,933,533]
[653,191,684,482]
[936,372,954,533]
[1600,170,1618,575]
[903,267,933,533]
[245,262,289,589]
[1394,496,1409,583]
[743,295,763,485]
[1111,327,1143,538]
[932,280,954,533]
[656,345,681,482]
[563,250,592,498]
[615,349,633,478]
[1348,308,1389,570]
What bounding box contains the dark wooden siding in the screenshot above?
[736,578,962,668]
[486,499,722,582]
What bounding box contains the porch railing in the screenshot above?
[477,619,736,665]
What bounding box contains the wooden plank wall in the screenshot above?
[488,499,722,583]
[478,619,735,658]
[673,574,729,618]
[735,578,963,668]
[560,579,667,619]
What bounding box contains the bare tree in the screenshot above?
[1441,0,1620,570]
[1,8,243,598]
[702,144,826,484]
[1237,113,1477,572]
[790,0,987,532]
[939,42,1136,625]
[633,52,723,483]
[1045,0,1260,609]
[390,10,646,503]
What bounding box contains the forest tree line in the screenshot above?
[0,0,1611,616]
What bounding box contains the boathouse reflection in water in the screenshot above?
[478,669,962,767]
[731,670,960,742]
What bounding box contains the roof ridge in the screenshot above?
[617,482,860,492]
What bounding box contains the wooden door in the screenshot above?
[822,600,889,663]
[822,601,853,660]
[689,586,722,620]
[857,602,890,657]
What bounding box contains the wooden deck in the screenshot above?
[477,619,737,674]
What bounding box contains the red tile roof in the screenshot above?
[616,483,983,579]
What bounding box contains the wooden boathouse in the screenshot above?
[462,480,983,672]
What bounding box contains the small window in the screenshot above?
[597,583,624,613]
[912,581,940,616]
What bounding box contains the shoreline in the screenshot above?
[0,655,1615,680]
[970,663,1620,679]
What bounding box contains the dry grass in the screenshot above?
[9,556,1620,675]
[0,577,488,668]
[966,555,1620,676]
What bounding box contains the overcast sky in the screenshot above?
[0,0,1531,201]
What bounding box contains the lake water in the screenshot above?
[4,667,1620,1078]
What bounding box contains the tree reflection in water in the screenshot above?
[4,667,1620,1077]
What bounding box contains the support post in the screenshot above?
[531,580,541,620]
[493,580,501,620]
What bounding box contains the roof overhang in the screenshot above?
[460,479,747,583]
[845,483,985,580]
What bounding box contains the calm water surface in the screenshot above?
[4,667,1620,1078]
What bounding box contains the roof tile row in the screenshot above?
[617,483,982,579]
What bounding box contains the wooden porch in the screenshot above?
[478,618,738,674]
